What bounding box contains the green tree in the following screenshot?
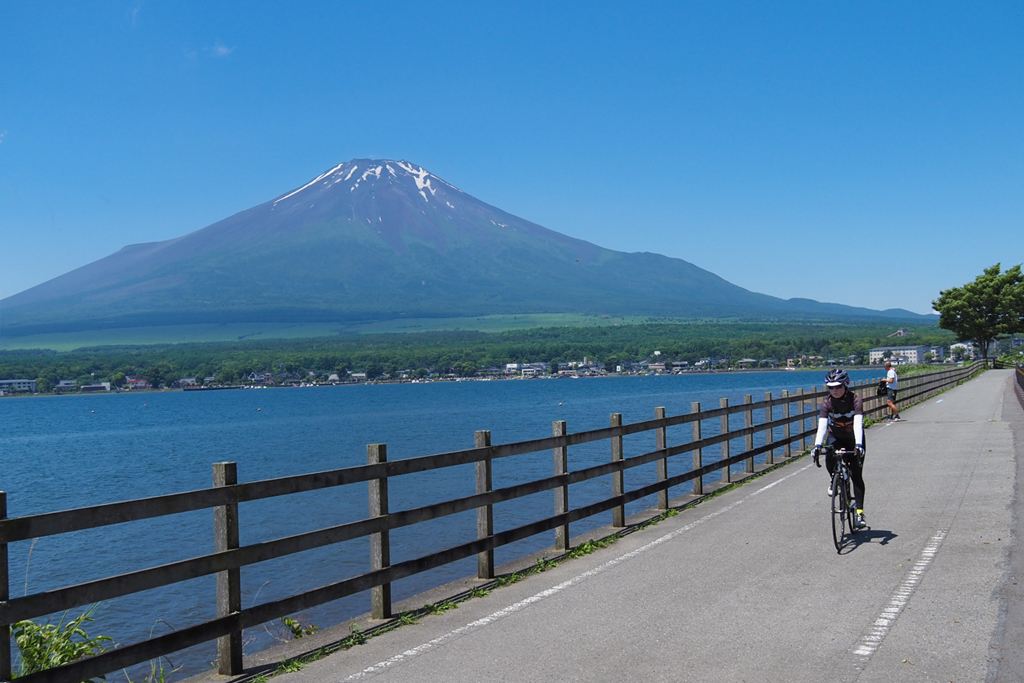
[364,362,383,379]
[933,264,1024,360]
[35,377,52,393]
[452,361,478,377]
[143,363,173,389]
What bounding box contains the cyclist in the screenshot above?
[812,368,867,528]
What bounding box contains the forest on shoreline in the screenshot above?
[0,320,957,390]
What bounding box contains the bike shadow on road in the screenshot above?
[840,527,898,554]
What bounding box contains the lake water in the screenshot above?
[0,369,880,678]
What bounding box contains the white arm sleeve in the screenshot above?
[814,417,828,447]
[854,414,864,445]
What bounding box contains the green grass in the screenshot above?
[0,314,674,351]
[0,323,348,351]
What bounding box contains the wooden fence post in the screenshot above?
[691,403,703,495]
[744,395,754,473]
[782,390,791,458]
[475,431,494,579]
[868,376,874,414]
[764,392,774,465]
[368,444,391,619]
[553,420,569,550]
[876,375,885,417]
[856,379,869,416]
[213,462,242,676]
[656,407,669,509]
[798,387,806,450]
[807,388,817,450]
[720,398,731,484]
[0,492,10,683]
[611,414,625,527]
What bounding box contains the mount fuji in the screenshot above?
[0,159,925,337]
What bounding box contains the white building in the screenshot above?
[950,342,974,359]
[0,378,37,392]
[868,345,934,365]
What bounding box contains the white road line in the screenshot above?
[849,529,947,660]
[342,465,812,680]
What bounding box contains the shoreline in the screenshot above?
[0,365,892,399]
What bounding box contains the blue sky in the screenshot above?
[1,2,1021,315]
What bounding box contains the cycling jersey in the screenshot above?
[813,384,867,511]
[819,390,863,440]
[813,388,865,447]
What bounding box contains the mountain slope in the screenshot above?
[0,159,928,336]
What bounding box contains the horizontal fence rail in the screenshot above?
[0,363,983,683]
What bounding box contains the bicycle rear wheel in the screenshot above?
[831,470,847,552]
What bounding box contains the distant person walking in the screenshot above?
[884,361,901,421]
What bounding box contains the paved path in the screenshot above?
[274,369,1024,683]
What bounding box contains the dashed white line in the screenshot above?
[850,529,946,659]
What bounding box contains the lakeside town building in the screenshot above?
[0,378,37,393]
[868,345,944,365]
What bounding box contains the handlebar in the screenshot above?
[819,445,856,455]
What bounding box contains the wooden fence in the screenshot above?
[0,364,983,683]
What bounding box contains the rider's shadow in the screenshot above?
[848,528,898,549]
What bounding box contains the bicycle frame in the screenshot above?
[824,446,859,552]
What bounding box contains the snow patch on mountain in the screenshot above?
[273,159,461,206]
[361,166,383,182]
[274,163,345,205]
[394,161,439,203]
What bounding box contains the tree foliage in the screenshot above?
[0,321,956,388]
[932,264,1024,359]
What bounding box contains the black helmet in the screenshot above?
[825,368,850,387]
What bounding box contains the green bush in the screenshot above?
[280,616,318,639]
[886,363,941,378]
[11,607,112,680]
[997,351,1024,367]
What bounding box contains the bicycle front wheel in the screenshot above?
[831,470,847,552]
[844,476,857,534]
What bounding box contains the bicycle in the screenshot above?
[820,446,861,552]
